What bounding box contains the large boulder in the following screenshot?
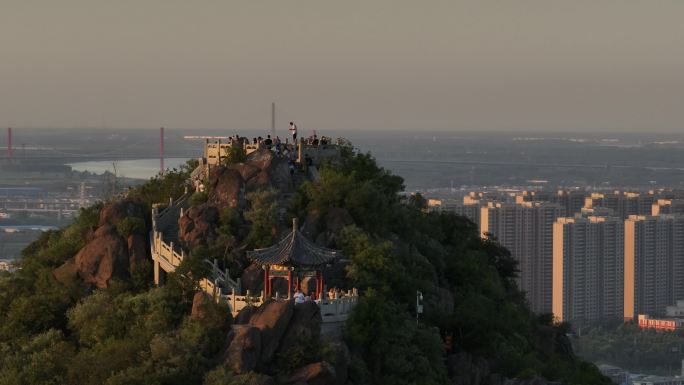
[226,325,262,374]
[178,204,220,249]
[245,170,273,192]
[72,224,130,288]
[99,198,147,227]
[209,167,245,208]
[278,301,322,352]
[246,148,276,171]
[286,361,336,385]
[54,199,152,290]
[242,148,293,194]
[235,305,258,325]
[234,162,261,181]
[249,300,294,364]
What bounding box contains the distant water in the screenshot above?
[68,158,189,180]
[0,225,58,231]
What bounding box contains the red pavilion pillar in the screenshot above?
[315,270,323,300]
[263,266,270,297]
[287,269,293,299]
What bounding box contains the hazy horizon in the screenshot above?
[3,1,684,132]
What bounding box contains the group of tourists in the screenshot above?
[302,134,332,147]
[291,286,347,304]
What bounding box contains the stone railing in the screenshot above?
[298,142,342,166]
[216,289,359,323]
[152,192,190,234]
[190,161,207,183]
[152,232,185,274]
[219,289,266,315]
[319,289,359,323]
[201,259,240,294]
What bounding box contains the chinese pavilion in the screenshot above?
[246,218,340,300]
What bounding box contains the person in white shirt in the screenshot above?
[289,122,297,142]
[293,288,305,304]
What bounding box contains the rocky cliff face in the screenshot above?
[208,148,293,208]
[179,148,294,250]
[219,299,348,385]
[178,204,220,249]
[53,198,150,289]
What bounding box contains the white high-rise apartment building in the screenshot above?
[480,201,562,314]
[552,216,624,324]
[624,215,684,321]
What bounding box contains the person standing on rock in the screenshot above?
[289,122,297,143]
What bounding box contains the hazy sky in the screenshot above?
[2,1,684,132]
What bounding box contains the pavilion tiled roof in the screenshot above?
[246,218,340,267]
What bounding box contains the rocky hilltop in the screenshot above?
[0,143,610,385]
[53,198,149,289]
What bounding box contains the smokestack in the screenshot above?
[160,127,164,173]
[7,127,12,160]
[271,102,276,137]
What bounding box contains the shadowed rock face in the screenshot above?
[209,168,245,208]
[99,198,147,227]
[182,149,294,251]
[178,204,220,249]
[248,300,294,364]
[234,305,258,325]
[233,162,260,181]
[226,325,263,374]
[286,361,336,385]
[278,302,322,353]
[242,149,293,195]
[217,298,344,384]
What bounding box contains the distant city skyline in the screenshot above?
[2,1,684,132]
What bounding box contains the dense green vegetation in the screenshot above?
[0,144,610,384]
[575,323,684,375]
[290,146,611,385]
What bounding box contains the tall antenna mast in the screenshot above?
[160,127,164,174]
[7,127,12,161]
[271,102,276,137]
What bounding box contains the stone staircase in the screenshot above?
[151,159,319,299]
[151,192,240,295]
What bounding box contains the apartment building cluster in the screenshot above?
[430,189,684,326]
